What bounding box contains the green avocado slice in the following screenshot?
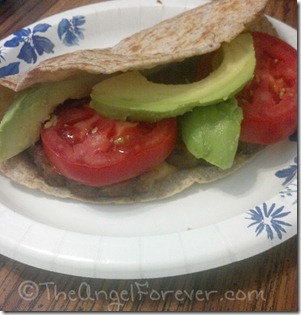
[91,33,255,122]
[180,98,243,169]
[0,75,102,162]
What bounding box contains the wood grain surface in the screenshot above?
[0,0,297,312]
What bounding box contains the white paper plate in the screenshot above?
[0,0,297,279]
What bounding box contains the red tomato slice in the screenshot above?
[41,104,177,187]
[237,32,297,144]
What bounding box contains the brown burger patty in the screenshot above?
[25,140,263,200]
[25,140,203,199]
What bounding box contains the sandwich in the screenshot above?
[0,0,297,204]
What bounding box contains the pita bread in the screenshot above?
[0,0,269,93]
[113,0,268,57]
[0,143,263,204]
[0,0,274,203]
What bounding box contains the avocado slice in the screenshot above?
[180,98,243,169]
[0,75,102,162]
[91,33,255,122]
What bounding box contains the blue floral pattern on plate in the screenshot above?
[58,16,86,46]
[275,156,297,186]
[0,62,20,77]
[246,203,292,240]
[0,45,20,77]
[4,24,55,64]
[246,154,297,240]
[279,182,297,205]
[0,15,86,78]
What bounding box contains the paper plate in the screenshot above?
[0,0,297,279]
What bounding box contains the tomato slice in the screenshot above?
[237,32,297,144]
[41,104,177,187]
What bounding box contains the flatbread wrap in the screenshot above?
[0,0,297,204]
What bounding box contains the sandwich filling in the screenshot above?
[0,1,297,203]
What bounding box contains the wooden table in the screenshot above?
[0,0,297,311]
